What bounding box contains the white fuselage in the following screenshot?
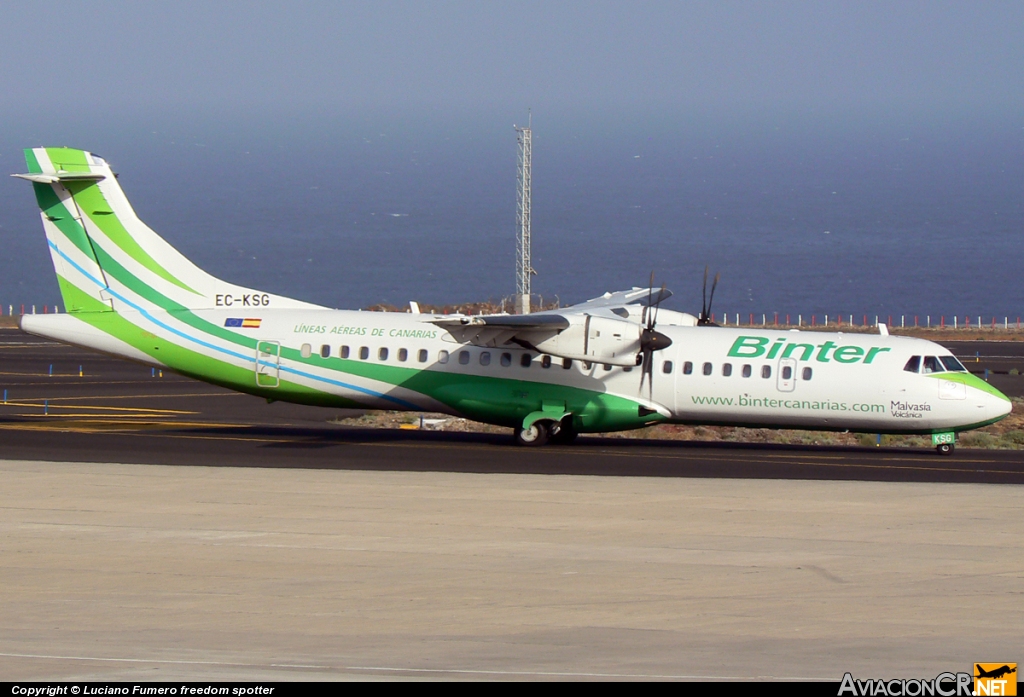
[23,308,1010,435]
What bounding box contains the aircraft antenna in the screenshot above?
[515,112,534,314]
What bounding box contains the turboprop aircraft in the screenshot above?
[12,147,1012,454]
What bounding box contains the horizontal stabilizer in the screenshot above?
[12,172,106,184]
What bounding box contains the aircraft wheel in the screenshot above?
[515,422,550,447]
[549,421,578,445]
[936,443,954,456]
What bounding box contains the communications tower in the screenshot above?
[515,114,533,314]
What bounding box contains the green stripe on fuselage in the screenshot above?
[66,284,656,430]
[61,285,362,408]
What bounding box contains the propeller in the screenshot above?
[638,272,673,400]
[697,266,720,326]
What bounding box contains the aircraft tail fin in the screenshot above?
[13,147,322,314]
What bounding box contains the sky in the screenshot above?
[2,1,1021,127]
[1,2,1022,312]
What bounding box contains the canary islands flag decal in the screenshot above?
[225,318,262,328]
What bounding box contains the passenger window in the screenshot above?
[722,363,732,377]
[340,345,350,359]
[521,354,532,367]
[458,350,470,365]
[438,350,449,364]
[320,344,331,358]
[398,348,408,362]
[300,343,312,359]
[922,356,942,374]
[359,346,369,360]
[782,365,793,380]
[904,356,921,373]
[541,355,552,369]
[802,367,813,380]
[418,349,428,363]
[742,364,752,378]
[702,362,712,376]
[378,347,389,360]
[480,351,491,366]
[662,360,673,374]
[683,361,693,375]
[940,356,967,372]
[762,365,771,379]
[562,358,572,369]
[501,352,512,367]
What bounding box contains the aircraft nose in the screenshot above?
[993,390,1013,419]
[980,383,1013,420]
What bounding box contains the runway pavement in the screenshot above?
[1,328,1022,681]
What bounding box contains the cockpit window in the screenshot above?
[940,356,968,373]
[904,356,921,373]
[921,356,942,374]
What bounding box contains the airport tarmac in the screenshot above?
[1,328,1022,680]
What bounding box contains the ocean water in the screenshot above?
[1,116,1021,320]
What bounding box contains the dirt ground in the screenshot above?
[334,396,1024,450]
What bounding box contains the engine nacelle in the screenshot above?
[530,315,641,366]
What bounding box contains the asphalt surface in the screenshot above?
[2,327,1022,484]
[3,327,1022,681]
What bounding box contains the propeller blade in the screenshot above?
[708,272,720,317]
[644,350,654,400]
[638,349,649,396]
[647,271,656,330]
[652,282,667,326]
[698,267,721,326]
[701,266,709,319]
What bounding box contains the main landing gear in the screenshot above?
[514,419,577,446]
[514,422,549,446]
[936,443,954,456]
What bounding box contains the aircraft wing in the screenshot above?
[427,286,677,362]
[430,314,569,348]
[563,287,673,311]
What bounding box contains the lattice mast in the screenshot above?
[515,114,533,314]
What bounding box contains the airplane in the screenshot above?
[11,147,1013,455]
[975,665,1016,680]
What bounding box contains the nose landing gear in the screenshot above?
[933,432,956,456]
